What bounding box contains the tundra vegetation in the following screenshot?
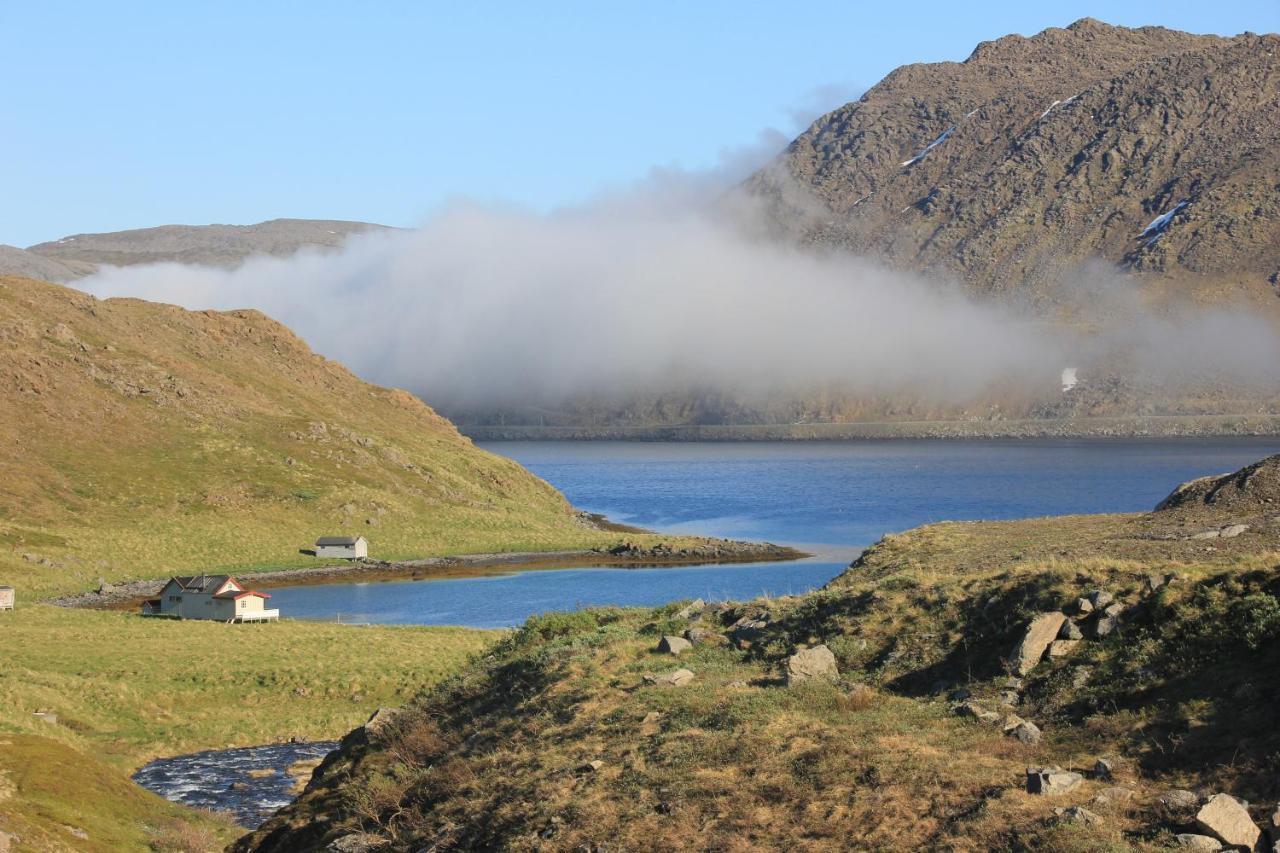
[241,457,1280,852]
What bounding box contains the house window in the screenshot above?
[240,600,247,609]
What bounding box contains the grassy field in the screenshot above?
[0,605,494,849]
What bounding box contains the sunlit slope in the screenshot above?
[0,275,610,597]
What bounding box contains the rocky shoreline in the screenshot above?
[51,539,807,610]
[461,415,1280,442]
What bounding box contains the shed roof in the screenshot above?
[316,536,366,546]
[167,574,236,593]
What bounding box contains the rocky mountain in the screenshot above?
[749,18,1280,303]
[3,218,391,280]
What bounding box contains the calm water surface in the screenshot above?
[267,439,1280,627]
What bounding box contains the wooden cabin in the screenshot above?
[0,585,13,611]
[315,535,369,559]
[141,575,278,622]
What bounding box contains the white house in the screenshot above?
[0,585,13,611]
[141,575,278,622]
[315,535,368,559]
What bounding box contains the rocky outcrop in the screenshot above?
[1156,455,1280,519]
[1193,794,1262,851]
[1009,612,1067,676]
[1026,767,1083,795]
[785,645,839,686]
[656,636,692,656]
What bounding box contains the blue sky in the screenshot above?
[2,1,1275,246]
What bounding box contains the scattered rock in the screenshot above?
[786,644,839,686]
[956,701,1001,724]
[1054,805,1103,826]
[64,826,88,840]
[1272,802,1279,828]
[998,690,1021,706]
[656,635,692,656]
[725,680,748,689]
[1058,621,1084,640]
[684,627,727,647]
[1142,573,1168,594]
[326,834,384,853]
[645,668,695,687]
[1089,604,1124,639]
[1156,789,1202,823]
[728,617,770,648]
[1172,834,1223,851]
[1219,524,1250,538]
[576,760,604,774]
[1026,766,1083,795]
[1191,530,1221,540]
[1092,758,1115,781]
[1007,720,1042,744]
[674,599,706,620]
[1087,590,1114,608]
[361,707,402,743]
[1048,639,1080,658]
[1010,612,1068,676]
[1194,793,1261,851]
[1092,787,1134,806]
[1075,597,1095,615]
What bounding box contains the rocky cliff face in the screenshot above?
[750,19,1280,302]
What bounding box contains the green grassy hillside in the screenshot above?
[0,275,621,600]
[240,458,1280,851]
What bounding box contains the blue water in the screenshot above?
[268,438,1279,627]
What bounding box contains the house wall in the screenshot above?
[316,541,367,559]
[0,588,14,610]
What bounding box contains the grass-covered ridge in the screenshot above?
[240,459,1280,851]
[0,275,633,600]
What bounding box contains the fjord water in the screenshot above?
[268,439,1279,627]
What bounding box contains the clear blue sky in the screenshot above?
[2,1,1275,246]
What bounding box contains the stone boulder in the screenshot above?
[360,707,402,744]
[674,599,706,620]
[955,701,1001,724]
[1026,766,1083,795]
[684,627,728,647]
[1058,621,1084,640]
[1156,789,1203,823]
[645,668,695,687]
[1006,720,1042,744]
[656,635,692,655]
[1087,590,1114,608]
[1010,612,1067,676]
[785,644,839,686]
[728,617,771,649]
[1048,639,1080,658]
[1173,835,1223,851]
[1194,794,1261,851]
[1220,524,1249,538]
[1054,805,1103,826]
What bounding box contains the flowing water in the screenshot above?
[132,741,337,828]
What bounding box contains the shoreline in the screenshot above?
[53,540,810,612]
[459,414,1280,441]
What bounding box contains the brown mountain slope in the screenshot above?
[750,18,1280,302]
[0,275,617,598]
[16,218,392,279]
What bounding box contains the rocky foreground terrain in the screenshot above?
[0,218,390,281]
[239,455,1280,851]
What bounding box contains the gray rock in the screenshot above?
[1172,835,1223,851]
[645,668,695,687]
[1194,794,1261,850]
[1156,789,1202,823]
[674,598,706,620]
[1007,720,1042,744]
[728,617,770,648]
[1054,805,1104,826]
[684,627,727,647]
[656,635,692,655]
[1058,621,1084,640]
[1219,524,1250,538]
[955,701,1001,724]
[1075,597,1095,615]
[327,834,384,853]
[1092,758,1115,780]
[786,644,839,686]
[1092,786,1134,806]
[998,690,1021,706]
[1272,802,1279,828]
[576,759,604,773]
[1087,590,1114,608]
[1026,766,1083,795]
[1191,529,1222,540]
[361,707,402,743]
[1010,612,1068,676]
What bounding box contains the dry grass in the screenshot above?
[239,512,1280,852]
